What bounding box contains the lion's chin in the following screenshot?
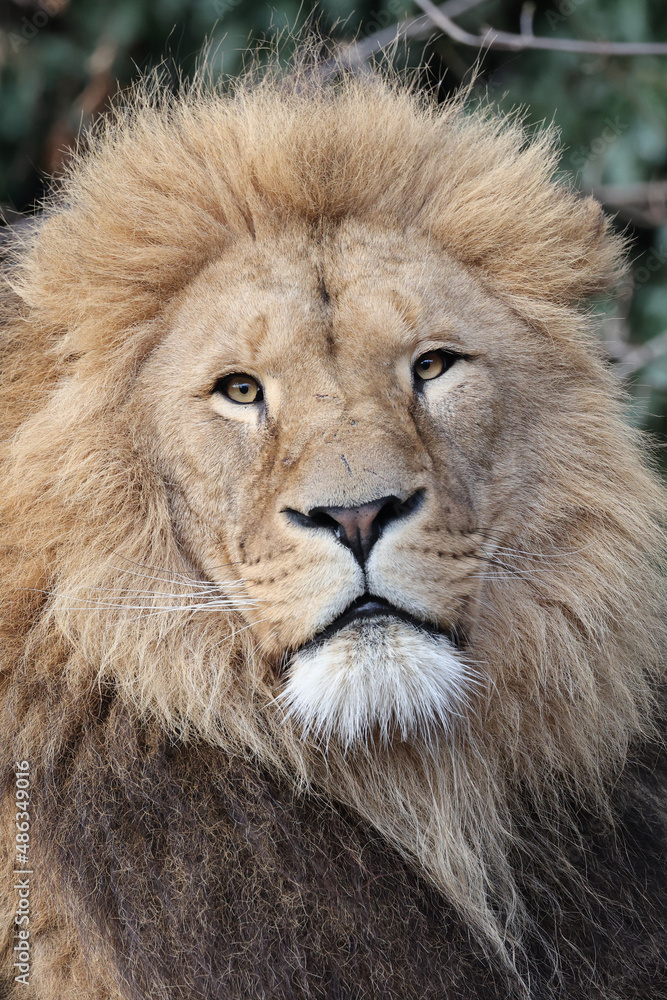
[278,617,469,749]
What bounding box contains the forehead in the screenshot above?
[167,221,503,376]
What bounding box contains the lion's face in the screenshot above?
[136,218,546,745]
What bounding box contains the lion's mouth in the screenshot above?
[303,594,463,651]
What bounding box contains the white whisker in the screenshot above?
[51,600,259,612]
[106,564,249,589]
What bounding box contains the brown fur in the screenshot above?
[1,56,666,998]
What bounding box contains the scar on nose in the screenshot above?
[318,274,330,305]
[340,454,352,475]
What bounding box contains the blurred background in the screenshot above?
[1,0,666,461]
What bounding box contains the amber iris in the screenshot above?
[219,374,263,404]
[414,350,446,381]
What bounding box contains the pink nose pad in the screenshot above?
[284,490,426,565]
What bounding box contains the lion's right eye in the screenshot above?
[413,350,460,383]
[215,373,264,405]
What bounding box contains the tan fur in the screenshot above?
[1,58,666,990]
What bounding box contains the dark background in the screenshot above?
[1,0,666,458]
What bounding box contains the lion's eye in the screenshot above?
[216,373,264,405]
[413,350,457,382]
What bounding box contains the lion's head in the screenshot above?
[2,64,666,957]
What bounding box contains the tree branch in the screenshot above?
[324,0,487,75]
[590,183,667,228]
[412,0,667,56]
[592,182,667,208]
[608,331,667,379]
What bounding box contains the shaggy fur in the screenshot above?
[0,57,666,999]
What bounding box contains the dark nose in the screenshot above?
[284,490,425,564]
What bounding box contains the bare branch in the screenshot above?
[412,0,667,56]
[323,0,487,76]
[608,331,667,379]
[590,182,667,228]
[592,182,667,208]
[519,3,535,40]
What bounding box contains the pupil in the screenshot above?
[239,383,250,394]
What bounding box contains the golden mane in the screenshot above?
[1,60,666,981]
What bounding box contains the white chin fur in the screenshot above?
[278,618,469,749]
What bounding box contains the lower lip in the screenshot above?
[309,598,449,647]
[279,602,463,675]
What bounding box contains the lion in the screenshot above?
[0,58,666,1000]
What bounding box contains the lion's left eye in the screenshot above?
[215,373,264,405]
[413,350,458,382]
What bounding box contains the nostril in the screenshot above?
[377,489,425,531]
[283,507,339,532]
[400,488,426,515]
[307,509,340,531]
[283,488,427,565]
